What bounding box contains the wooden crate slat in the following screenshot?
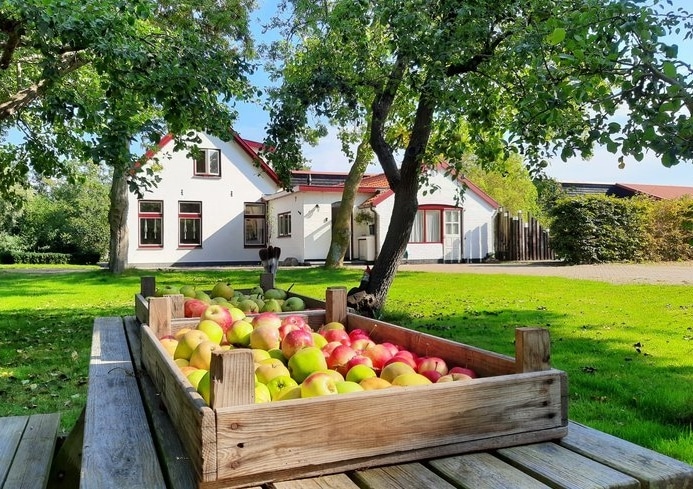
[497,442,640,488]
[213,370,567,481]
[352,462,457,489]
[429,452,553,489]
[80,317,166,489]
[346,314,517,377]
[140,324,217,483]
[560,421,693,489]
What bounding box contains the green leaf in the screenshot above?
[662,61,677,79]
[547,27,567,45]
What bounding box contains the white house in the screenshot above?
[126,131,499,267]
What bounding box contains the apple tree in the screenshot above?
[263,0,693,316]
[0,0,256,272]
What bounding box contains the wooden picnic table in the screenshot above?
[80,315,693,489]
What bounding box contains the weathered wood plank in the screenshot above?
[0,415,27,486]
[140,324,217,483]
[123,316,198,489]
[497,442,640,488]
[352,463,457,489]
[272,473,359,489]
[346,313,516,377]
[214,370,566,482]
[561,421,693,489]
[3,413,60,489]
[80,316,166,489]
[429,452,553,489]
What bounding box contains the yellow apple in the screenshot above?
[159,337,178,357]
[380,361,416,383]
[174,329,210,361]
[391,373,433,386]
[189,340,220,370]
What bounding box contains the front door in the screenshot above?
[443,209,462,262]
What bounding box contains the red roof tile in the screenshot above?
[616,183,693,200]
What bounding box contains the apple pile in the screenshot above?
[155,281,307,316]
[158,306,478,405]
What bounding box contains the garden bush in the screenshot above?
[6,251,71,265]
[549,195,648,264]
[641,197,693,261]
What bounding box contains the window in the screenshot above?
[194,148,221,176]
[139,200,163,247]
[410,208,442,243]
[179,201,202,247]
[244,202,266,247]
[278,212,291,237]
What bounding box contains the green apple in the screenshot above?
[336,380,365,394]
[211,281,234,300]
[179,284,197,298]
[174,358,189,368]
[255,381,272,403]
[174,330,210,361]
[268,348,287,364]
[265,375,298,400]
[282,296,305,312]
[263,288,287,300]
[250,286,264,295]
[186,369,207,390]
[274,384,302,401]
[300,371,338,397]
[380,361,416,383]
[196,319,224,345]
[391,373,433,386]
[312,332,328,349]
[345,364,377,383]
[189,340,220,371]
[155,285,180,297]
[226,319,254,346]
[287,346,327,383]
[261,298,283,313]
[194,290,212,303]
[197,371,211,405]
[238,299,259,313]
[228,307,246,323]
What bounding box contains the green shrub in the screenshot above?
[8,251,71,265]
[70,251,102,265]
[641,197,693,261]
[549,195,648,264]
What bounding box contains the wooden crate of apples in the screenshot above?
[139,286,568,489]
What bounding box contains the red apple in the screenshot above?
[321,341,343,358]
[252,312,282,330]
[346,354,373,370]
[326,344,357,373]
[348,328,370,342]
[321,328,351,345]
[280,314,309,331]
[385,353,417,370]
[201,304,233,332]
[419,370,443,383]
[280,329,315,359]
[184,298,208,318]
[362,344,394,370]
[416,356,449,376]
[350,337,376,352]
[380,342,400,357]
[449,366,478,378]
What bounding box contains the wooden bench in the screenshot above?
[0,413,60,489]
[85,316,693,489]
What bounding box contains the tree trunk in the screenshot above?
[324,137,371,268]
[108,164,129,274]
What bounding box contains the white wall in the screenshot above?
[127,133,278,267]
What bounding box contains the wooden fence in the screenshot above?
[494,210,555,261]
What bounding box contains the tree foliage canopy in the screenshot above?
[0,0,256,198]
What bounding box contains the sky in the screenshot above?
[232,0,693,187]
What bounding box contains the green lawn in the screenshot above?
[0,265,691,465]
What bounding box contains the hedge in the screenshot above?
[0,251,101,265]
[547,194,691,264]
